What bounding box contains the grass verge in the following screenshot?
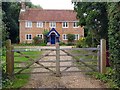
[71,49,119,89]
[2,49,42,89]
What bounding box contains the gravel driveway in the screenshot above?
[22,46,107,88]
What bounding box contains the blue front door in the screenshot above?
[51,33,55,44]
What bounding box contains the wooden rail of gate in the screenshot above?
[6,39,106,78]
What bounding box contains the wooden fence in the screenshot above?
[5,39,106,78]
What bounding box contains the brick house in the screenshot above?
[19,2,84,44]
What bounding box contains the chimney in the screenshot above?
[21,1,26,12]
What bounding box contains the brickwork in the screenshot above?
[19,9,84,43]
[19,21,84,43]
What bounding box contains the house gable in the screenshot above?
[47,28,60,37]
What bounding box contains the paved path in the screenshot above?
[22,46,107,88]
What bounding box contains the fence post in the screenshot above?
[11,45,14,76]
[97,45,100,72]
[100,39,106,74]
[6,39,14,78]
[56,43,61,77]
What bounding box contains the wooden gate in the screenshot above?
[6,39,106,78]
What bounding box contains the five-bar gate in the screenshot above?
[5,39,106,78]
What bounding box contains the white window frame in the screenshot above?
[49,22,56,28]
[73,21,79,28]
[25,34,32,40]
[75,34,79,40]
[62,22,69,28]
[62,34,68,40]
[36,34,43,39]
[25,21,32,28]
[36,22,43,28]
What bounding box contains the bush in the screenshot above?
[67,34,75,45]
[33,36,42,45]
[76,37,88,48]
[108,3,120,87]
[67,42,75,46]
[59,42,66,46]
[43,30,49,44]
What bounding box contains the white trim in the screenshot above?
[75,34,79,40]
[25,21,32,28]
[25,34,32,40]
[49,22,56,28]
[19,20,79,22]
[48,31,58,37]
[36,22,43,28]
[36,34,43,39]
[73,21,79,28]
[62,34,68,40]
[62,22,69,28]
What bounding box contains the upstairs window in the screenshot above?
[75,34,79,40]
[49,22,56,28]
[62,22,69,28]
[25,21,32,28]
[37,22,43,28]
[26,34,32,40]
[73,22,79,28]
[36,34,43,39]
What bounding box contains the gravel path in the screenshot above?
[22,46,107,88]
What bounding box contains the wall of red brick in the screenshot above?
[19,21,84,43]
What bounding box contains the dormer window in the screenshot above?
[25,21,32,28]
[73,22,79,28]
[37,22,43,28]
[62,22,69,28]
[49,22,56,28]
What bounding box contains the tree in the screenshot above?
[74,2,108,46]
[2,2,42,43]
[74,2,120,87]
[2,2,20,43]
[107,2,120,87]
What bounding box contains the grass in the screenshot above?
[86,68,119,88]
[2,49,42,89]
[13,43,46,46]
[71,49,119,88]
[71,49,97,71]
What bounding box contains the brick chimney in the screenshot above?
[20,1,26,12]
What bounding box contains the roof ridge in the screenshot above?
[28,8,74,11]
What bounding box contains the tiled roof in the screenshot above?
[19,8,78,21]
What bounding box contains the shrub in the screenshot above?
[33,36,42,45]
[108,3,120,87]
[59,42,66,46]
[43,30,49,44]
[76,37,87,48]
[67,34,75,44]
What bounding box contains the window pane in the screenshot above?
[66,22,67,27]
[26,35,28,39]
[29,35,32,39]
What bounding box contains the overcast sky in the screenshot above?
[30,0,74,10]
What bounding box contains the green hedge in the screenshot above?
[108,3,120,87]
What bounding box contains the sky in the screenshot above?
[30,0,74,10]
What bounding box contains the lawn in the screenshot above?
[71,49,98,72]
[71,49,118,88]
[2,49,42,88]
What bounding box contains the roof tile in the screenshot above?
[19,9,78,21]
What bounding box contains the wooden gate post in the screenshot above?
[6,39,14,78]
[97,45,100,72]
[100,39,106,74]
[11,45,14,76]
[56,43,61,77]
